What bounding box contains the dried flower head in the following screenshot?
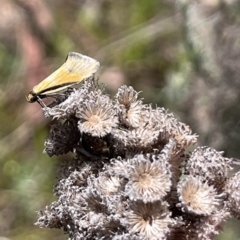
[186,147,232,188]
[160,139,185,186]
[76,91,118,137]
[44,118,80,157]
[122,100,145,129]
[112,127,160,152]
[172,122,198,150]
[225,171,240,219]
[148,107,198,152]
[125,154,172,202]
[116,86,147,128]
[184,209,230,240]
[36,202,62,229]
[96,175,123,195]
[127,201,173,239]
[177,176,221,216]
[116,86,139,106]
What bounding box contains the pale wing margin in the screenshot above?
[64,52,100,78]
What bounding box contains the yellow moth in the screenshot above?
[26,52,100,104]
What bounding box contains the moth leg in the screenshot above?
[36,97,52,117]
[36,97,47,108]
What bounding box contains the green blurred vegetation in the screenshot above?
[0,0,240,239]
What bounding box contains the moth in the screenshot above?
[26,52,100,105]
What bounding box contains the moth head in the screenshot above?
[26,91,38,103]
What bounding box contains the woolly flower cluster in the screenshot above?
[36,79,240,240]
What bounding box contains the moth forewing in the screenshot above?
[26,52,100,103]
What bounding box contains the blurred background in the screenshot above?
[0,0,240,239]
